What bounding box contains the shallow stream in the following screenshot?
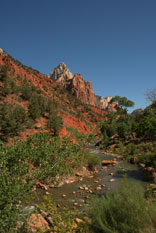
[33,144,147,210]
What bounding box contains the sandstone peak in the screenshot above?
[48,63,97,106]
[96,95,117,111]
[48,62,73,81]
[96,95,112,108]
[0,48,4,54]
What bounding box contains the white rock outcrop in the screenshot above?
[48,62,73,81]
[0,48,4,54]
[96,95,112,109]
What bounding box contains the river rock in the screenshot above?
[62,194,67,198]
[94,180,99,183]
[130,157,139,164]
[139,163,146,168]
[76,172,83,177]
[26,213,50,233]
[35,181,48,191]
[109,179,115,182]
[96,186,102,190]
[73,202,78,206]
[74,218,83,223]
[109,173,114,176]
[101,160,117,166]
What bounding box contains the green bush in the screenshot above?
[84,151,101,171]
[125,143,137,155]
[0,142,31,232]
[47,115,63,136]
[66,127,88,145]
[0,65,8,81]
[87,181,156,233]
[138,151,156,168]
[21,85,33,100]
[0,133,87,231]
[28,95,42,119]
[40,196,89,233]
[0,103,29,139]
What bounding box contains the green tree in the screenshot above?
[0,103,29,139]
[0,143,31,232]
[0,65,8,81]
[28,95,41,119]
[111,96,134,113]
[47,115,63,136]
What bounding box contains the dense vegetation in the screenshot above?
[98,95,156,168]
[87,181,156,233]
[0,132,99,232]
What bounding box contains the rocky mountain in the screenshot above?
[0,48,4,54]
[0,49,106,142]
[48,63,97,106]
[131,108,144,115]
[48,62,73,83]
[49,62,118,111]
[96,95,117,111]
[96,95,112,109]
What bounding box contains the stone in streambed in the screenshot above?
[109,179,115,182]
[96,186,102,190]
[101,160,117,166]
[109,173,114,176]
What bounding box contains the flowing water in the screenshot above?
[33,144,148,210]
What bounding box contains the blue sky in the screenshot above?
[0,0,156,111]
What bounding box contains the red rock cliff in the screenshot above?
[49,63,97,106]
[69,74,97,106]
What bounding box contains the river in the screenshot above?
[32,144,148,211]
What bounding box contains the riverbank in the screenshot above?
[33,144,147,209]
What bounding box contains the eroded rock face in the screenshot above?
[49,63,97,106]
[70,74,97,106]
[96,95,117,111]
[96,96,112,109]
[49,62,117,109]
[48,62,73,82]
[0,48,4,54]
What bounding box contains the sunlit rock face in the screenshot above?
[49,63,97,106]
[48,62,73,82]
[49,62,117,110]
[96,96,117,111]
[96,96,112,109]
[0,48,4,54]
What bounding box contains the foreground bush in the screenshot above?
[47,115,63,135]
[0,133,85,232]
[39,196,89,233]
[87,181,156,233]
[84,151,101,171]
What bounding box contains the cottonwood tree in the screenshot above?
[145,88,156,103]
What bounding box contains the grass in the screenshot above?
[87,181,156,233]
